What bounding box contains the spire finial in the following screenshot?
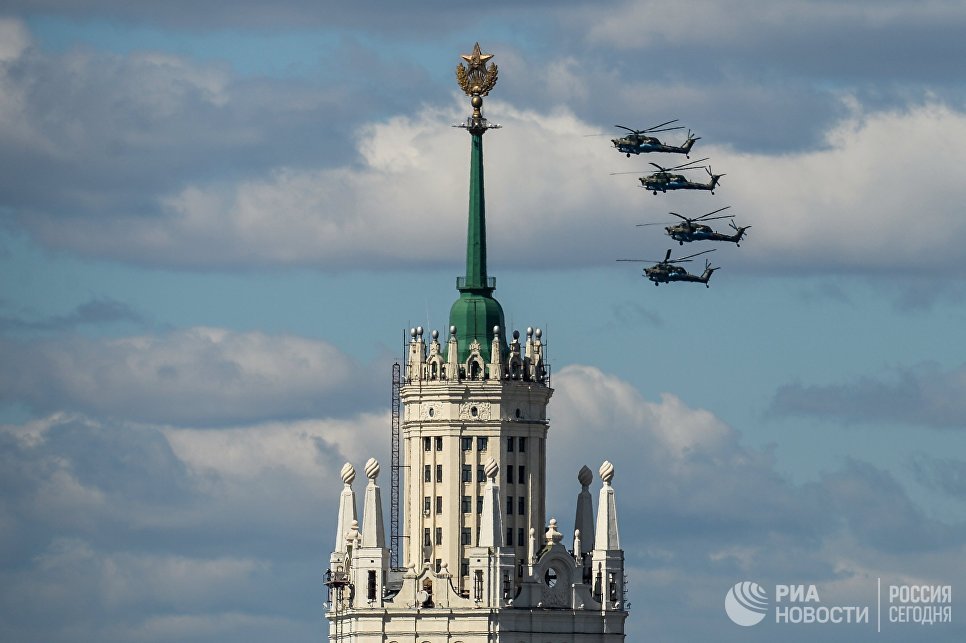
[457,42,499,127]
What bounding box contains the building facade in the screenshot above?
[324,44,626,642]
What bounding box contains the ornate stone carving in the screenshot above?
[459,401,490,421]
[419,402,443,420]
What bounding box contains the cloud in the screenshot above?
[543,365,966,641]
[0,327,380,426]
[2,368,965,642]
[911,453,966,499]
[0,410,386,641]
[0,297,144,332]
[769,361,966,429]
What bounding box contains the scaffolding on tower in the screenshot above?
[389,361,402,570]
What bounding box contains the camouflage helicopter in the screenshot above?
[611,120,700,157]
[638,206,751,246]
[617,248,718,287]
[636,158,725,195]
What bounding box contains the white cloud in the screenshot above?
[0,327,377,425]
[16,94,966,276]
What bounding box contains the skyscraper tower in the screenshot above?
[325,43,626,642]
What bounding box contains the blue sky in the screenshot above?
[2,2,966,641]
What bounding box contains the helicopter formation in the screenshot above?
[610,121,751,287]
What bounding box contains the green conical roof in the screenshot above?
[449,130,507,363]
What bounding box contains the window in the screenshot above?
[519,437,527,452]
[518,465,525,484]
[506,528,513,546]
[477,496,484,513]
[436,464,443,483]
[435,436,443,451]
[423,496,431,514]
[477,466,485,483]
[461,528,471,545]
[461,558,469,578]
[435,558,442,573]
[507,436,515,452]
[436,496,443,514]
[435,527,443,546]
[462,465,472,483]
[518,528,525,548]
[423,528,431,547]
[518,496,525,515]
[507,497,513,515]
[477,436,488,451]
[423,437,431,451]
[461,437,472,451]
[462,495,471,513]
[368,570,377,601]
[423,464,431,482]
[507,466,514,485]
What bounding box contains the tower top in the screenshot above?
[449,43,506,362]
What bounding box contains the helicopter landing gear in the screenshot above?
[626,153,631,158]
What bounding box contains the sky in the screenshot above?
[1,1,966,641]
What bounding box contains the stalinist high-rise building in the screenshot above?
[324,44,627,642]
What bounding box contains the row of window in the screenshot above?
[421,436,528,452]
[425,463,528,485]
[423,527,528,549]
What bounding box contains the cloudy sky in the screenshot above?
[2,1,966,641]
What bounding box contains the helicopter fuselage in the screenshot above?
[640,172,721,195]
[643,263,716,287]
[666,226,747,245]
[613,136,697,158]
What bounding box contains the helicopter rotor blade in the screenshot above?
[617,259,661,263]
[669,157,710,171]
[664,248,672,262]
[614,125,643,135]
[609,171,645,176]
[674,248,716,262]
[693,206,732,220]
[644,119,679,132]
[667,212,690,222]
[646,126,685,134]
[635,222,669,227]
[649,162,668,171]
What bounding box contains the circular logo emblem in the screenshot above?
[725,581,769,626]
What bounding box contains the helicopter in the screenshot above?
[635,158,725,195]
[617,248,719,287]
[611,120,700,157]
[638,206,751,246]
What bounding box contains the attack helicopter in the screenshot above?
[638,206,751,246]
[613,157,725,194]
[617,248,718,287]
[611,120,700,157]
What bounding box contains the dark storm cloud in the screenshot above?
[768,362,966,429]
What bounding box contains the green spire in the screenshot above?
[449,129,507,364]
[449,44,507,365]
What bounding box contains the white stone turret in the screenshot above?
[332,462,357,563]
[360,458,385,548]
[349,458,390,608]
[592,460,625,611]
[477,458,503,548]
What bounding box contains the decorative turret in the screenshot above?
[449,42,507,363]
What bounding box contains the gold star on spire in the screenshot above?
[461,42,494,71]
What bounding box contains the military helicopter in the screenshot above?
[638,206,751,246]
[611,120,700,157]
[634,158,725,195]
[617,248,718,287]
